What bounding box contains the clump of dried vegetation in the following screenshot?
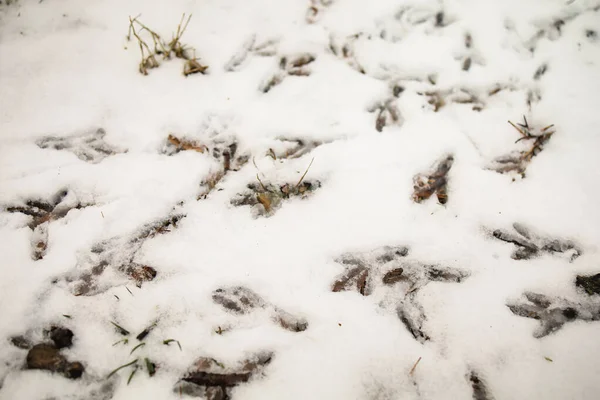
[489,116,555,177]
[231,159,320,216]
[126,14,208,76]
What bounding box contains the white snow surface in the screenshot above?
[1,0,600,399]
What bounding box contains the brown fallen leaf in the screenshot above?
[168,134,207,153]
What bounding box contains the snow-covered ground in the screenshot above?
[1,0,600,399]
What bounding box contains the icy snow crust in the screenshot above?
[1,0,600,399]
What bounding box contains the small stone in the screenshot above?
[65,361,85,379]
[49,327,74,349]
[26,344,67,372]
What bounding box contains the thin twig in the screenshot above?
[508,120,526,137]
[295,157,315,188]
[409,356,422,375]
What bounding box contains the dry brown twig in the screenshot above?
[231,158,319,216]
[128,16,159,75]
[490,116,555,177]
[409,357,422,375]
[126,14,208,76]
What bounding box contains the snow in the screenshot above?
[1,0,600,399]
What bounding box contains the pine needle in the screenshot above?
[163,339,182,351]
[130,342,146,355]
[111,322,130,336]
[127,367,138,385]
[107,359,138,379]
